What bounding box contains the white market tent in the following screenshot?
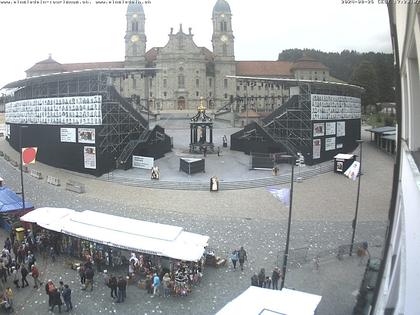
[216,286,322,315]
[20,207,209,262]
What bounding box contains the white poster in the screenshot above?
[4,95,102,126]
[6,124,10,138]
[325,122,336,136]
[78,128,95,144]
[60,128,76,143]
[132,155,154,169]
[311,94,361,121]
[313,123,325,137]
[313,139,321,159]
[83,146,96,169]
[325,137,336,151]
[337,121,346,137]
[336,143,343,149]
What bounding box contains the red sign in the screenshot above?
[22,147,38,165]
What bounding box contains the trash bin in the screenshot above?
[333,154,355,174]
[15,227,25,242]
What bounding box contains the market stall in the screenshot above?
[0,186,34,232]
[21,207,209,296]
[216,286,322,315]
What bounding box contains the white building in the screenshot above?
[371,4,420,314]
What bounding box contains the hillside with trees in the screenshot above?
[278,49,395,112]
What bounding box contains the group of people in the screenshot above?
[230,246,247,271]
[45,279,73,313]
[103,272,128,303]
[251,267,283,290]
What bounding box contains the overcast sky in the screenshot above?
[0,0,392,89]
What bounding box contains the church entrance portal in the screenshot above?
[177,97,186,110]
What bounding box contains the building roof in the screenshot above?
[291,56,329,71]
[127,3,144,14]
[25,55,67,74]
[236,61,293,77]
[213,0,231,15]
[238,110,261,118]
[365,126,396,134]
[63,61,125,71]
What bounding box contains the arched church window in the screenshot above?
[178,75,185,88]
[132,21,138,32]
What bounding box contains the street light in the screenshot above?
[19,125,28,212]
[349,139,364,256]
[280,154,295,290]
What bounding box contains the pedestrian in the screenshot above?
[78,265,86,285]
[31,264,41,289]
[49,247,56,263]
[251,274,259,286]
[0,262,7,284]
[50,288,63,313]
[217,146,220,156]
[5,287,13,309]
[271,267,281,290]
[265,276,271,289]
[45,279,56,309]
[152,273,160,297]
[258,268,265,287]
[26,251,36,271]
[11,268,20,289]
[116,276,127,303]
[84,266,94,291]
[62,284,73,312]
[230,250,239,271]
[238,246,247,271]
[145,273,153,295]
[162,273,171,297]
[58,280,64,294]
[4,238,12,253]
[109,275,118,299]
[103,270,110,287]
[20,264,29,287]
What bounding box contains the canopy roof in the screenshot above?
[216,286,322,315]
[20,208,209,261]
[0,187,34,213]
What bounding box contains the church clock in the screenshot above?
[131,35,140,43]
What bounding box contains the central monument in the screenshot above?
[189,98,214,154]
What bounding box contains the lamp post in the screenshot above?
[280,155,295,290]
[19,125,28,212]
[349,139,364,256]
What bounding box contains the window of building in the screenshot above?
[132,21,138,32]
[244,85,247,91]
[224,79,228,89]
[150,92,153,97]
[209,78,212,87]
[149,78,153,88]
[220,21,227,32]
[209,92,212,97]
[224,93,228,99]
[196,91,199,97]
[178,75,185,88]
[196,78,199,88]
[163,78,167,88]
[236,86,240,91]
[163,91,167,98]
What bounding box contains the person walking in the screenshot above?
[251,274,259,286]
[258,268,265,288]
[116,276,127,303]
[271,267,281,290]
[62,284,73,312]
[230,250,239,271]
[238,246,247,271]
[109,275,117,299]
[20,264,29,288]
[50,288,63,313]
[78,265,86,285]
[31,264,41,289]
[5,287,13,309]
[84,266,94,291]
[45,279,56,310]
[152,273,160,297]
[162,273,171,297]
[11,268,20,289]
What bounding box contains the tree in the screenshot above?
[350,61,379,113]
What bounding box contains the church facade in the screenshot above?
[25,0,332,112]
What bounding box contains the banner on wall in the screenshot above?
[4,95,102,126]
[60,128,76,143]
[311,94,361,121]
[132,156,154,169]
[83,146,96,169]
[313,123,325,137]
[313,139,321,159]
[78,128,95,144]
[325,137,336,151]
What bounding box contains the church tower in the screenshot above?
[125,3,146,66]
[212,0,236,109]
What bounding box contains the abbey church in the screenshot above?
[26,0,332,112]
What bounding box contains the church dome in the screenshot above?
[212,0,231,15]
[127,3,144,14]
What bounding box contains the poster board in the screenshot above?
[337,121,346,137]
[325,137,336,151]
[313,139,321,159]
[78,128,95,144]
[60,128,76,143]
[313,123,325,137]
[132,156,154,169]
[83,146,96,169]
[325,122,336,136]
[311,94,361,120]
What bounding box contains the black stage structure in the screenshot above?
[3,69,171,176]
[229,76,364,165]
